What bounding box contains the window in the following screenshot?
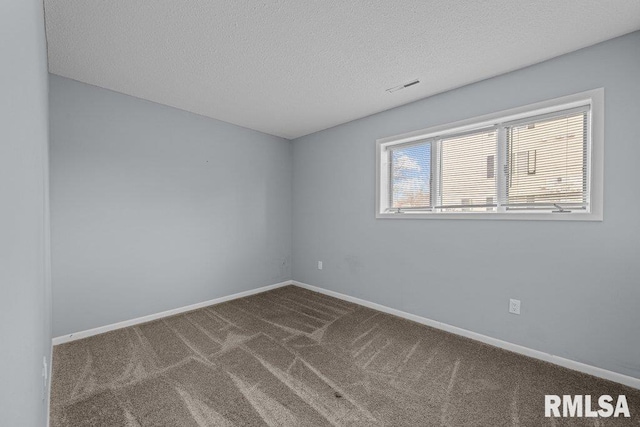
[440,129,497,212]
[507,112,585,208]
[376,89,603,220]
[390,143,431,209]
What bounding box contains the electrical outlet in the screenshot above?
[509,299,521,315]
[318,261,323,270]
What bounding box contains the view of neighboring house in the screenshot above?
[507,112,586,207]
[391,111,587,212]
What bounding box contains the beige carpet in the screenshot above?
[50,285,639,426]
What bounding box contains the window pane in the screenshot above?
[390,143,431,208]
[440,130,497,212]
[507,112,586,206]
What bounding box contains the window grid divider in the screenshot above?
[496,127,507,212]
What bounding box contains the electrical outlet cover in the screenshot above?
[509,298,521,315]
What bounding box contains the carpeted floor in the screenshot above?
[50,285,639,426]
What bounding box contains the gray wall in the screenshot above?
[292,32,640,379]
[0,0,51,425]
[50,75,292,337]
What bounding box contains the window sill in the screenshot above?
[375,211,603,221]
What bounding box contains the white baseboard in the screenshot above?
[46,338,53,427]
[50,278,639,390]
[52,280,292,345]
[292,280,640,390]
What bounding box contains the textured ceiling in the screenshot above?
[44,1,640,139]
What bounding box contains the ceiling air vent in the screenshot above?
[386,79,420,93]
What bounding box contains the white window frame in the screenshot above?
[376,88,604,221]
